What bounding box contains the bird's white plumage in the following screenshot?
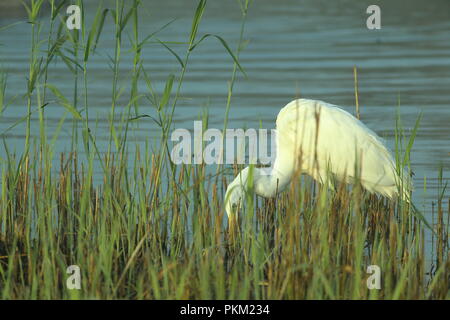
[225,99,410,217]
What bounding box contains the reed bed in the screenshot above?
[0,0,448,299]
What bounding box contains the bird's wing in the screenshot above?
[275,99,401,191]
[322,105,398,187]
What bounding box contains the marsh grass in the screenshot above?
[0,0,448,299]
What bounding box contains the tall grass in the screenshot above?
[0,0,448,299]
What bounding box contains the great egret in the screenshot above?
[225,98,410,218]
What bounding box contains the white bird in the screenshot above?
[225,98,411,218]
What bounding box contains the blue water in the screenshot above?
[0,0,449,223]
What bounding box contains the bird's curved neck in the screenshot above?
[248,132,298,198]
[253,165,293,198]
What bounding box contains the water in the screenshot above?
[0,0,449,214]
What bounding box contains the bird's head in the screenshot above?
[224,167,251,219]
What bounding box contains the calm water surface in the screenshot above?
[0,0,449,216]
